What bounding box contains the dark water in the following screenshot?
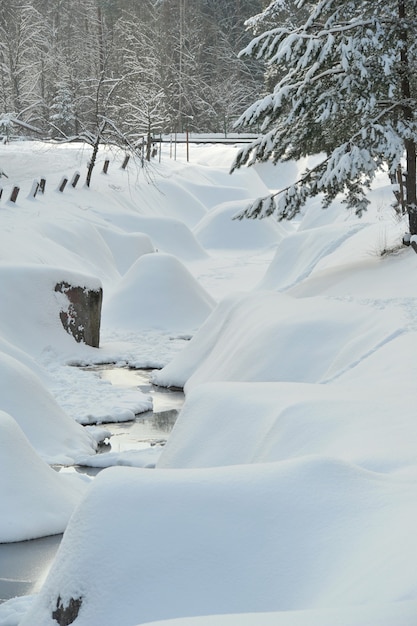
[0,367,183,604]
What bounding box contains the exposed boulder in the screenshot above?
[55,282,102,348]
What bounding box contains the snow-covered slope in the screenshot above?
[0,140,415,626]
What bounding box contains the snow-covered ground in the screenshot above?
[0,139,416,625]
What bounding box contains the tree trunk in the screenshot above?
[399,0,417,234]
[406,139,417,234]
[86,136,100,188]
[146,129,152,162]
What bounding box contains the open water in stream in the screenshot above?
[0,367,184,603]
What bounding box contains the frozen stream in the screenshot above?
[0,367,184,603]
[85,366,184,463]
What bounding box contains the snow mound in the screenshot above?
[20,460,417,625]
[153,291,403,391]
[0,351,97,464]
[103,253,216,332]
[258,222,368,291]
[94,214,208,261]
[157,380,417,473]
[289,229,417,299]
[0,264,102,358]
[135,601,417,626]
[0,411,89,542]
[35,219,120,287]
[97,227,154,275]
[153,178,208,227]
[193,200,284,249]
[0,335,50,383]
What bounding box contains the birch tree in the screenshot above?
[232,0,417,237]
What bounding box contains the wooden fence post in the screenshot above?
[121,155,130,169]
[103,159,110,173]
[30,180,39,198]
[10,186,19,203]
[58,177,68,192]
[71,172,80,188]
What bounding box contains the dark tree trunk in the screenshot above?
[399,0,417,234]
[86,136,100,188]
[146,130,152,161]
[406,139,417,234]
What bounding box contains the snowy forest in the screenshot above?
[0,0,264,140]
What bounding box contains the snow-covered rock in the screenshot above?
[103,252,216,332]
[19,460,417,625]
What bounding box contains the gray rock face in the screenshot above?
[52,595,82,625]
[55,282,102,348]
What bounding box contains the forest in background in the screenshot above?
[0,0,265,142]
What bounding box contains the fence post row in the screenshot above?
[1,152,137,203]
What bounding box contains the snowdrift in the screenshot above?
[152,291,404,391]
[20,460,417,625]
[103,252,216,332]
[257,222,367,291]
[0,351,97,464]
[96,227,154,275]
[0,140,416,626]
[0,264,102,358]
[89,213,208,262]
[193,199,284,249]
[156,379,417,472]
[135,602,417,626]
[0,411,89,542]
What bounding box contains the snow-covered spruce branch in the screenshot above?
[233,156,331,222]
[240,17,378,62]
[232,101,415,222]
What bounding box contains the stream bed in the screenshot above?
[0,367,184,603]
[95,366,183,453]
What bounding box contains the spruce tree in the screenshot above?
[232,0,417,237]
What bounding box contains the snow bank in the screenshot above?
[290,232,417,298]
[153,291,403,391]
[156,380,417,473]
[20,460,417,625]
[0,264,102,358]
[0,335,50,382]
[152,178,208,227]
[0,351,97,464]
[32,218,121,287]
[138,601,417,626]
[91,213,208,261]
[1,140,416,626]
[193,200,284,249]
[0,411,89,542]
[103,252,216,333]
[96,227,154,275]
[257,222,368,291]
[0,213,119,289]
